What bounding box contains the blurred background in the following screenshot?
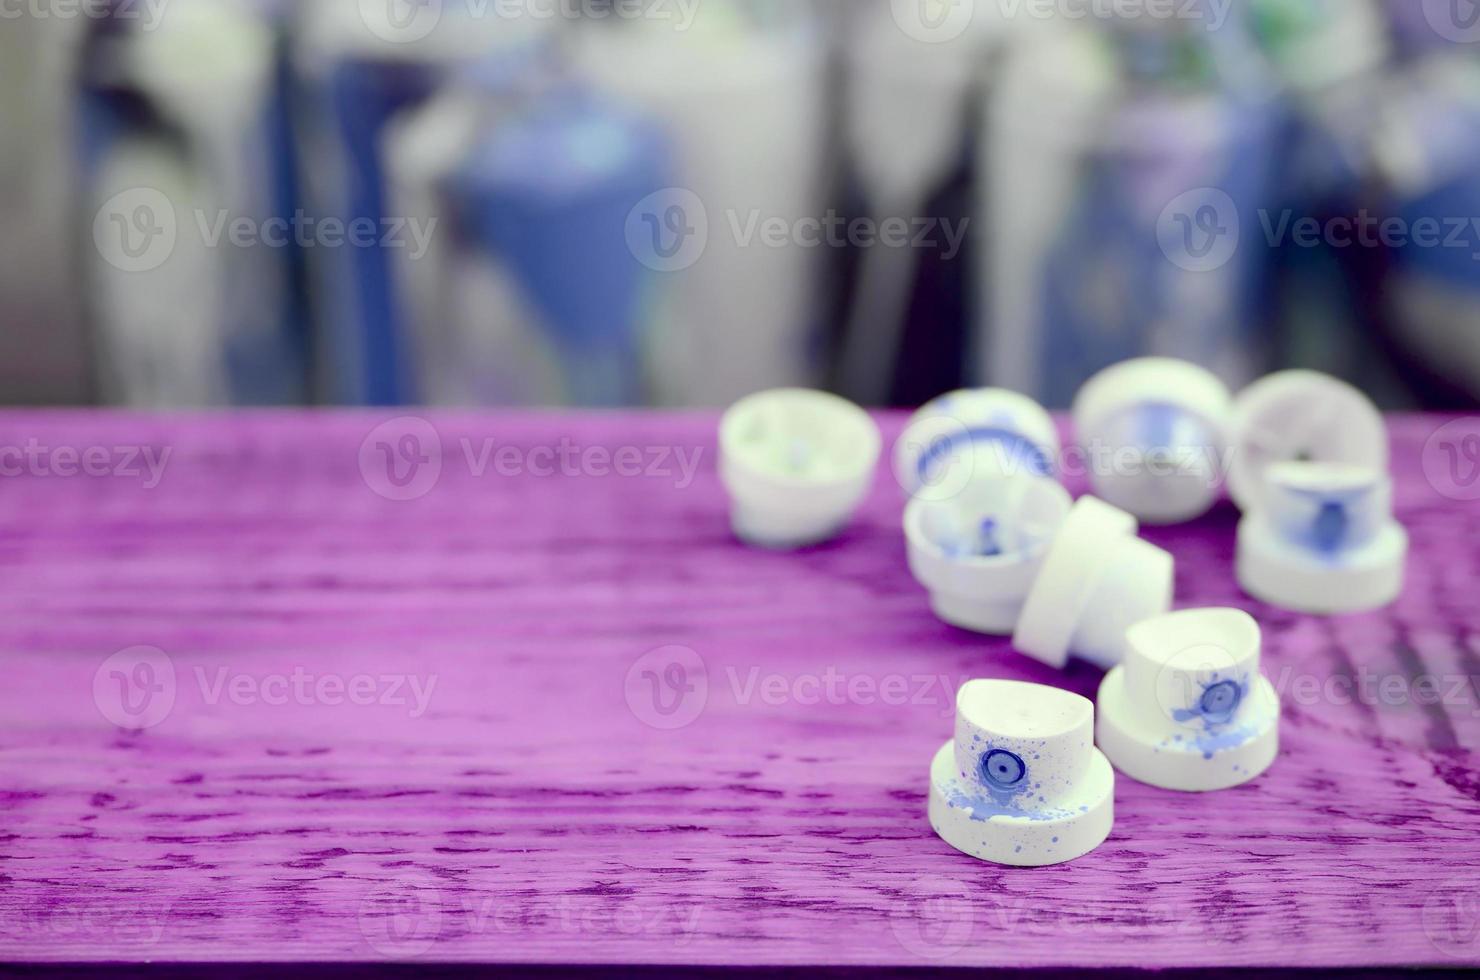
[2,0,1479,410]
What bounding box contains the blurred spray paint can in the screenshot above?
[567,2,829,407]
[445,94,673,407]
[83,0,303,406]
[293,0,540,405]
[1247,0,1403,398]
[978,4,1278,407]
[833,2,987,407]
[383,43,568,406]
[1372,49,1480,401]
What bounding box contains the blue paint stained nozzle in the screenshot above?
[905,477,1074,637]
[930,679,1115,866]
[1310,500,1349,554]
[1237,460,1408,614]
[1098,608,1280,792]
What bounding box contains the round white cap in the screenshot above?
[1073,358,1233,525]
[719,389,881,549]
[1097,607,1279,792]
[1228,370,1388,512]
[1012,497,1174,670]
[929,742,1114,866]
[904,476,1072,635]
[1237,516,1407,615]
[1236,460,1406,614]
[929,680,1113,866]
[894,388,1060,500]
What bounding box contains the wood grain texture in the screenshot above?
[0,411,1476,969]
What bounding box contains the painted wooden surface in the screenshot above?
[0,411,1477,969]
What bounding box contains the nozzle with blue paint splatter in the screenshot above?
[1262,462,1388,560]
[904,476,1074,636]
[1099,608,1281,790]
[916,476,1066,561]
[894,389,1061,504]
[1168,670,1251,733]
[934,679,1116,865]
[1121,610,1262,733]
[953,679,1096,814]
[979,748,1029,800]
[1193,678,1243,725]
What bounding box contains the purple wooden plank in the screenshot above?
[0,411,1477,968]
